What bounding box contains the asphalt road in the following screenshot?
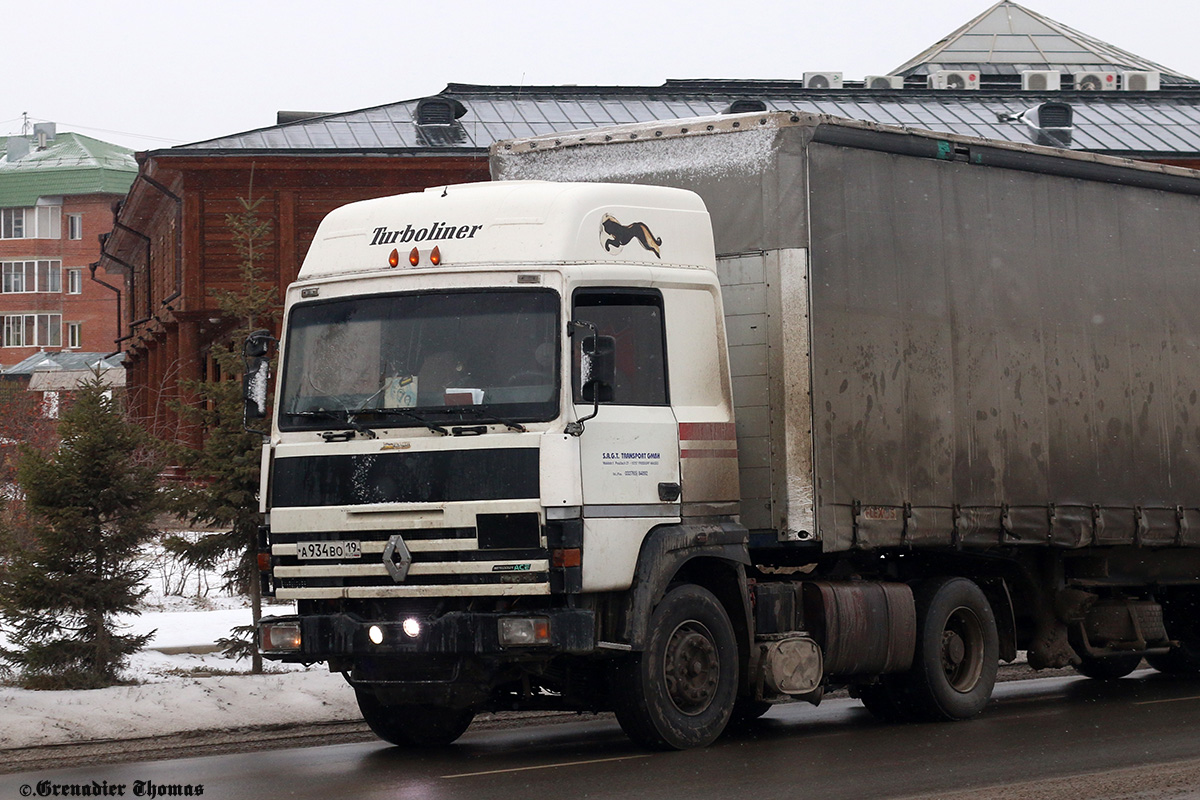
[5,670,1200,800]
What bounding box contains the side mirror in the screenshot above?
[243,330,276,424]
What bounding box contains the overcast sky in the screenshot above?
[5,0,1198,152]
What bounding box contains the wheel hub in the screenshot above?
[663,622,720,715]
[941,607,984,692]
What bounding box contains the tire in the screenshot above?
[896,577,999,721]
[1146,640,1200,676]
[1073,652,1142,680]
[612,584,739,750]
[354,690,474,747]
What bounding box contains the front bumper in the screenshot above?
[259,607,595,661]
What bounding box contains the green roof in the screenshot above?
[0,132,137,207]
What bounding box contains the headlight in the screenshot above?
[260,622,301,652]
[498,617,551,646]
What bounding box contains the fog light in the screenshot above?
[498,617,551,646]
[261,622,301,652]
[368,625,385,645]
[402,618,421,638]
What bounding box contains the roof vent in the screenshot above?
[1019,102,1073,147]
[1121,71,1160,91]
[724,99,768,114]
[276,111,331,125]
[803,72,843,89]
[416,97,468,126]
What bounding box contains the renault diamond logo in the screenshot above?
[383,534,413,582]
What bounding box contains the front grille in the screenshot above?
[272,526,550,599]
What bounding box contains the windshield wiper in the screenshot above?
[454,406,528,433]
[367,407,451,436]
[289,410,378,440]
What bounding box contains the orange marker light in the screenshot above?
[409,247,420,267]
[388,249,400,268]
[430,246,441,266]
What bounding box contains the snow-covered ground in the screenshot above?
[0,542,363,750]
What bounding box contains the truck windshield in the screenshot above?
[278,289,559,430]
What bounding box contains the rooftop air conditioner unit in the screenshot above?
[929,70,980,90]
[864,75,905,90]
[804,72,843,89]
[1021,70,1061,91]
[1072,71,1117,91]
[1121,71,1161,91]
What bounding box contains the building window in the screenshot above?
[3,313,62,347]
[66,322,82,349]
[67,213,83,240]
[2,260,62,293]
[0,206,61,239]
[66,268,83,294]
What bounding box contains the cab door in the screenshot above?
[571,289,681,591]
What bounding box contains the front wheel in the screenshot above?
[898,577,999,721]
[612,584,739,750]
[355,689,475,747]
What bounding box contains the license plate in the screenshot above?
[296,540,362,560]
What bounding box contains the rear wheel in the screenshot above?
[897,577,999,721]
[1146,641,1200,676]
[354,690,475,746]
[612,584,739,750]
[1073,652,1142,680]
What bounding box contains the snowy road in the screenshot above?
[5,671,1200,799]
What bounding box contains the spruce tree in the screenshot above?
[0,378,163,689]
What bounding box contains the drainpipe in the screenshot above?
[138,174,183,310]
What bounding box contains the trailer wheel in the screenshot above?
[612,584,738,750]
[354,690,474,747]
[901,577,999,721]
[1073,652,1142,680]
[1146,640,1200,676]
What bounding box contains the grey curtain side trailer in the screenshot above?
[493,111,1200,689]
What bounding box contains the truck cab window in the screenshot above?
[572,290,668,406]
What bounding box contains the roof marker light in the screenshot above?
[409,247,420,267]
[388,249,399,268]
[430,246,441,266]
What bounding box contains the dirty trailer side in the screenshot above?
[493,111,1200,716]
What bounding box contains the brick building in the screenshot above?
[0,123,136,368]
[98,1,1200,443]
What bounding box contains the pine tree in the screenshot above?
[0,378,163,689]
[170,194,278,672]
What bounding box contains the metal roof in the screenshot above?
[171,81,1200,159]
[163,3,1200,162]
[893,1,1195,83]
[0,133,137,206]
[3,351,124,378]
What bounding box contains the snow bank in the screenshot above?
[0,664,358,749]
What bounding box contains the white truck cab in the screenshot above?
[257,181,753,750]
